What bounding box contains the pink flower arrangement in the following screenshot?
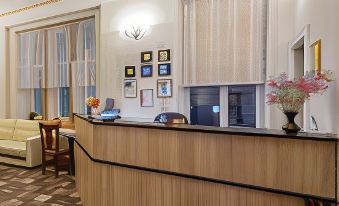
[266,70,334,112]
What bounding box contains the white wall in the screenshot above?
[293,0,338,133]
[266,0,296,129]
[99,0,183,122]
[268,0,339,133]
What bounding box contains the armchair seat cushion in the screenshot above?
[0,140,26,158]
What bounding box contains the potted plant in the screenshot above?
[266,70,334,134]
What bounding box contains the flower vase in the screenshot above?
[282,112,301,134]
[91,107,99,116]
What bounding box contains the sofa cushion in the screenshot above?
[0,119,17,140]
[13,120,40,142]
[0,140,26,158]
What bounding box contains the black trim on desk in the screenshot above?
[74,114,338,142]
[74,139,337,204]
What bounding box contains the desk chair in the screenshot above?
[154,112,189,124]
[39,120,70,178]
[103,98,114,112]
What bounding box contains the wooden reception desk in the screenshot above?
[74,114,338,206]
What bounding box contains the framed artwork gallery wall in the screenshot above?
[121,47,174,121]
[99,0,184,123]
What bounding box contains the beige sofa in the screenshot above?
[0,119,42,167]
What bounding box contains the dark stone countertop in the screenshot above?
[74,114,338,142]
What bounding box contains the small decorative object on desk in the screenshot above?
[159,114,168,123]
[98,109,121,122]
[266,70,334,134]
[85,97,101,116]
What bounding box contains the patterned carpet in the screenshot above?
[0,164,81,206]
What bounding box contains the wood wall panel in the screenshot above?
[74,117,336,205]
[74,117,94,154]
[90,123,335,198]
[75,144,305,206]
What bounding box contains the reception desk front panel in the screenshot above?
[74,114,337,206]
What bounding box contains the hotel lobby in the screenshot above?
[0,0,338,205]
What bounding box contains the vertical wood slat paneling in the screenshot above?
[75,144,305,206]
[74,116,336,205]
[91,124,335,198]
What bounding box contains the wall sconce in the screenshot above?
[120,13,152,41]
[124,25,150,40]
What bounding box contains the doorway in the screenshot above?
[292,43,304,127]
[288,25,310,131]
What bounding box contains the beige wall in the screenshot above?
[0,0,101,118]
[0,0,183,121]
[99,0,183,122]
[0,0,338,132]
[267,0,339,133]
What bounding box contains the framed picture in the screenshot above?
[157,79,172,98]
[158,49,170,62]
[310,39,321,74]
[140,89,154,107]
[141,51,153,63]
[124,79,137,98]
[158,63,171,76]
[125,66,136,78]
[141,65,153,77]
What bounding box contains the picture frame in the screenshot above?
[123,79,137,98]
[140,89,154,107]
[158,63,171,76]
[141,51,153,63]
[157,79,172,98]
[158,49,171,62]
[310,39,321,74]
[125,66,136,78]
[141,65,153,77]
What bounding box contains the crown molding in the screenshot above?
[0,0,63,18]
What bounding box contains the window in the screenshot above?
[228,85,256,128]
[56,31,70,118]
[16,18,96,119]
[59,87,70,117]
[189,85,260,128]
[190,87,220,127]
[34,88,43,115]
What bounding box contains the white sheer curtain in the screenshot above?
[17,31,45,119]
[72,19,96,114]
[47,27,69,88]
[15,18,96,119]
[183,0,267,85]
[47,27,70,119]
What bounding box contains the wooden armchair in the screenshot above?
[39,120,70,177]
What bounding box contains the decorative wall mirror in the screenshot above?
[310,39,321,74]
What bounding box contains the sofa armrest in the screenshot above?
[26,135,41,141]
[26,135,42,167]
